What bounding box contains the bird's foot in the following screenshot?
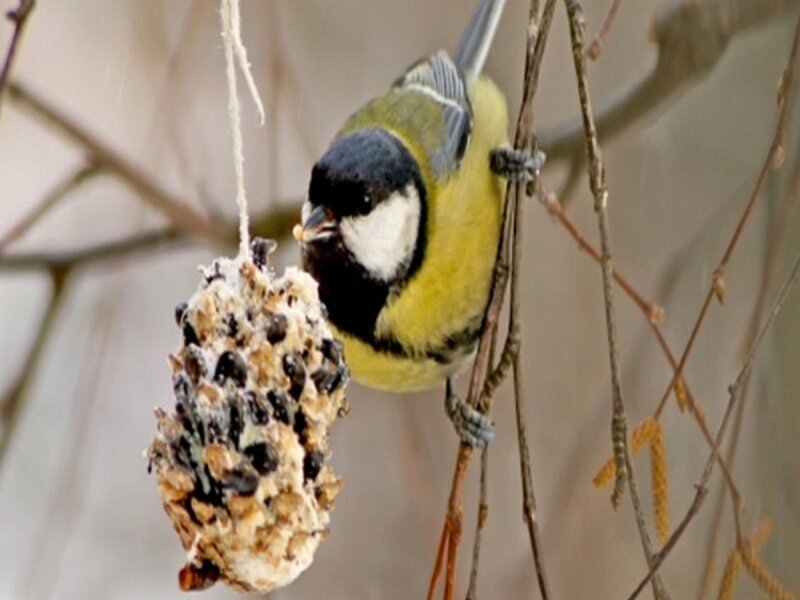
[490,146,546,182]
[445,380,494,449]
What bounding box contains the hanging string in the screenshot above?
[220,0,266,258]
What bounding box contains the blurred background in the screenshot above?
[1,1,799,598]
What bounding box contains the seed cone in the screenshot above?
[147,238,348,592]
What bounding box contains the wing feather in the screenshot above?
[393,51,472,176]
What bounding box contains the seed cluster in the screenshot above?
[147,239,348,593]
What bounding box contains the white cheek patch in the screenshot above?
[340,184,421,282]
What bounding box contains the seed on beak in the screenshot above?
[295,205,336,244]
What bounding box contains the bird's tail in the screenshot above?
[454,0,507,77]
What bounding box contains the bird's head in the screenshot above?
[297,128,426,284]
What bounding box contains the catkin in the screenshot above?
[716,518,788,600]
[741,544,797,600]
[648,420,669,544]
[717,549,742,600]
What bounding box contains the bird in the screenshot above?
[295,0,542,447]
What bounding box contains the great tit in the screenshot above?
[296,0,530,447]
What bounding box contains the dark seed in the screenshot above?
[173,374,190,400]
[333,364,348,390]
[171,437,193,471]
[282,353,306,400]
[176,401,196,436]
[244,441,279,475]
[193,466,223,506]
[320,338,343,365]
[174,301,188,326]
[251,238,276,270]
[224,467,259,495]
[265,313,288,345]
[213,351,247,387]
[303,450,324,482]
[226,314,239,340]
[293,409,309,445]
[182,321,200,347]
[245,390,270,425]
[267,389,291,425]
[311,368,338,394]
[204,262,223,284]
[228,400,242,448]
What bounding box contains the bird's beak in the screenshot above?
[293,205,337,245]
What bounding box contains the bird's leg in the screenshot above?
[489,146,546,182]
[445,377,495,448]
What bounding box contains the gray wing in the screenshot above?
[393,51,473,177]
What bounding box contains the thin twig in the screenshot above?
[650,7,800,489]
[538,183,743,502]
[697,131,800,600]
[0,204,300,273]
[564,1,668,597]
[538,188,663,322]
[465,446,489,600]
[7,81,221,240]
[585,0,623,60]
[0,164,99,253]
[429,1,558,597]
[0,269,68,470]
[0,228,184,272]
[0,0,35,117]
[18,288,116,599]
[542,0,800,162]
[629,249,800,600]
[627,17,800,597]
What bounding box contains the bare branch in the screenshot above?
[429,0,558,597]
[629,249,800,600]
[543,0,800,161]
[0,270,68,470]
[0,0,35,117]
[7,81,222,240]
[0,164,99,253]
[0,228,184,272]
[651,5,800,475]
[465,447,489,600]
[628,15,800,597]
[564,1,668,597]
[0,204,299,273]
[585,0,624,60]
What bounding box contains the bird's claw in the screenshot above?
[490,146,546,182]
[445,388,494,449]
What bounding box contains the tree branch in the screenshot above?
[0,0,35,117]
[7,81,222,240]
[629,248,800,600]
[564,1,668,597]
[0,164,99,253]
[428,1,558,598]
[627,15,800,597]
[543,0,800,161]
[0,269,68,470]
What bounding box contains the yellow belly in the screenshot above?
[335,327,470,392]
